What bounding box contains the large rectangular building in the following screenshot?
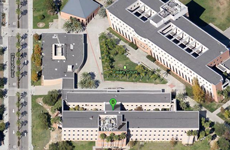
[62,90,199,148]
[106,0,230,102]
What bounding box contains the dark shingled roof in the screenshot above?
[65,91,171,103]
[42,33,85,80]
[62,0,100,19]
[107,0,228,85]
[62,111,199,128]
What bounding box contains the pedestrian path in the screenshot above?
[213,100,230,115]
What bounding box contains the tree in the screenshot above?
[205,129,210,135]
[187,130,192,136]
[106,0,113,6]
[0,78,4,87]
[16,119,21,127]
[16,8,21,16]
[31,70,38,82]
[134,106,143,111]
[100,133,107,147]
[51,99,62,113]
[221,107,225,114]
[78,72,97,89]
[192,78,205,103]
[176,93,186,101]
[16,131,21,137]
[98,7,107,18]
[16,59,20,66]
[193,104,202,111]
[79,107,85,111]
[51,116,61,124]
[44,0,55,13]
[199,131,205,139]
[214,123,226,136]
[63,17,83,33]
[0,89,4,98]
[0,63,4,71]
[42,90,59,106]
[217,137,230,150]
[16,0,20,5]
[129,141,136,148]
[0,47,4,55]
[33,33,40,41]
[224,110,230,119]
[16,33,21,40]
[106,136,112,147]
[114,135,120,147]
[110,133,115,147]
[120,132,126,147]
[170,137,177,147]
[0,122,5,131]
[116,45,126,55]
[16,42,21,49]
[224,129,230,140]
[16,111,20,117]
[38,113,50,129]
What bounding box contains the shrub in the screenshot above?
[33,33,40,41]
[42,90,60,106]
[128,42,138,50]
[38,14,45,20]
[170,137,177,147]
[0,47,4,55]
[214,123,226,136]
[217,137,230,150]
[154,108,160,111]
[146,55,156,62]
[98,7,107,18]
[0,63,4,71]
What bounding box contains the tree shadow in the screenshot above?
[185,0,230,47]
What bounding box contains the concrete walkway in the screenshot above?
[213,100,230,115]
[185,96,224,123]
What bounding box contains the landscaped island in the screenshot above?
[99,32,167,84]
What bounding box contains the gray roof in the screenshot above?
[65,91,171,103]
[42,33,85,80]
[62,0,100,19]
[151,14,162,23]
[62,111,199,128]
[107,0,228,85]
[223,59,230,70]
[62,78,74,89]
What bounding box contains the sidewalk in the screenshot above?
[185,97,224,123]
[213,100,230,115]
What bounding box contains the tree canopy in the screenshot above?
[217,137,230,150]
[78,72,98,89]
[192,78,205,103]
[98,7,107,18]
[38,113,50,129]
[214,123,226,136]
[43,90,60,106]
[63,17,83,33]
[49,141,74,150]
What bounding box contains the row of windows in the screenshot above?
[131,130,184,133]
[125,104,170,107]
[71,104,103,107]
[131,138,182,141]
[64,134,97,137]
[63,130,97,132]
[131,134,183,137]
[64,138,97,141]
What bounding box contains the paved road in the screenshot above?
[8,96,18,150]
[6,0,29,149]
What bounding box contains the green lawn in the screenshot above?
[104,54,167,84]
[130,139,210,150]
[32,95,50,150]
[179,0,230,30]
[33,0,58,29]
[72,141,95,150]
[202,102,223,113]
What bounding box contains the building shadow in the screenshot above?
[185,0,230,47]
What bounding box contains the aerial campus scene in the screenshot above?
[1,0,230,150]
